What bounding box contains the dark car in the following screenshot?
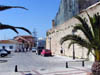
[36,47,44,55]
[41,49,52,56]
[0,49,8,57]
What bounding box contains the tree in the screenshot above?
[0,5,31,34]
[60,12,100,74]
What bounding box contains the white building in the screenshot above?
[0,40,22,52]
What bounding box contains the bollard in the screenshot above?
[66,62,68,68]
[15,65,18,72]
[82,61,85,67]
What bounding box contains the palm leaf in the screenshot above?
[74,24,93,43]
[0,5,28,11]
[60,35,94,56]
[86,12,95,38]
[60,35,91,48]
[0,23,18,33]
[87,48,96,57]
[75,16,93,41]
[87,12,100,42]
[15,27,31,35]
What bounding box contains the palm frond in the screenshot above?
[87,48,96,57]
[74,24,93,43]
[87,12,100,41]
[15,27,31,35]
[0,5,28,11]
[60,35,90,48]
[86,12,95,38]
[75,16,94,43]
[0,23,18,33]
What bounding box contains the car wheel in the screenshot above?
[1,54,5,57]
[36,51,37,55]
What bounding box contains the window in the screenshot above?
[9,46,13,49]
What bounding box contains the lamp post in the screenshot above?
[81,47,84,59]
[72,30,75,59]
[48,37,51,50]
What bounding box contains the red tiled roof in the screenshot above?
[0,40,21,44]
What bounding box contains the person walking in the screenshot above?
[60,47,64,55]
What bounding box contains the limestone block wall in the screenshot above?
[46,2,100,61]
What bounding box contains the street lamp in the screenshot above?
[72,29,75,59]
[48,37,51,50]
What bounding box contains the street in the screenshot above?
[0,52,66,73]
[0,52,93,75]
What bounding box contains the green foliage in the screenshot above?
[60,12,100,56]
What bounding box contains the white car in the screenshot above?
[32,47,37,52]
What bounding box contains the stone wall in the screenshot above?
[46,2,100,61]
[54,0,99,26]
[54,0,79,26]
[79,0,99,11]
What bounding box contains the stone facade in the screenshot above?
[46,2,100,61]
[54,0,79,26]
[54,0,99,26]
[79,0,99,11]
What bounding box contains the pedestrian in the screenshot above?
[60,47,63,54]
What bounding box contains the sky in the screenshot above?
[0,0,60,40]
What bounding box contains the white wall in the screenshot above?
[0,44,18,51]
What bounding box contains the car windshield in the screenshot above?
[32,48,36,49]
[45,50,50,52]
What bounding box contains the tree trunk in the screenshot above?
[95,50,100,62]
[91,50,100,75]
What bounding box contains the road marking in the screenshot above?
[43,69,81,74]
[44,71,86,75]
[19,68,89,75]
[71,67,90,72]
[32,70,42,75]
[19,71,25,75]
[42,68,90,75]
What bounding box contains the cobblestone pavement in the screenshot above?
[0,52,93,75]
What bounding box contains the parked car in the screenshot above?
[4,49,11,54]
[36,47,44,55]
[32,47,37,52]
[0,49,8,57]
[41,49,52,56]
[2,46,11,54]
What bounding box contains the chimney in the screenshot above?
[52,20,55,28]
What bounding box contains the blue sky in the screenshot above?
[0,0,60,39]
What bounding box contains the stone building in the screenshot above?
[54,0,99,26]
[46,1,100,61]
